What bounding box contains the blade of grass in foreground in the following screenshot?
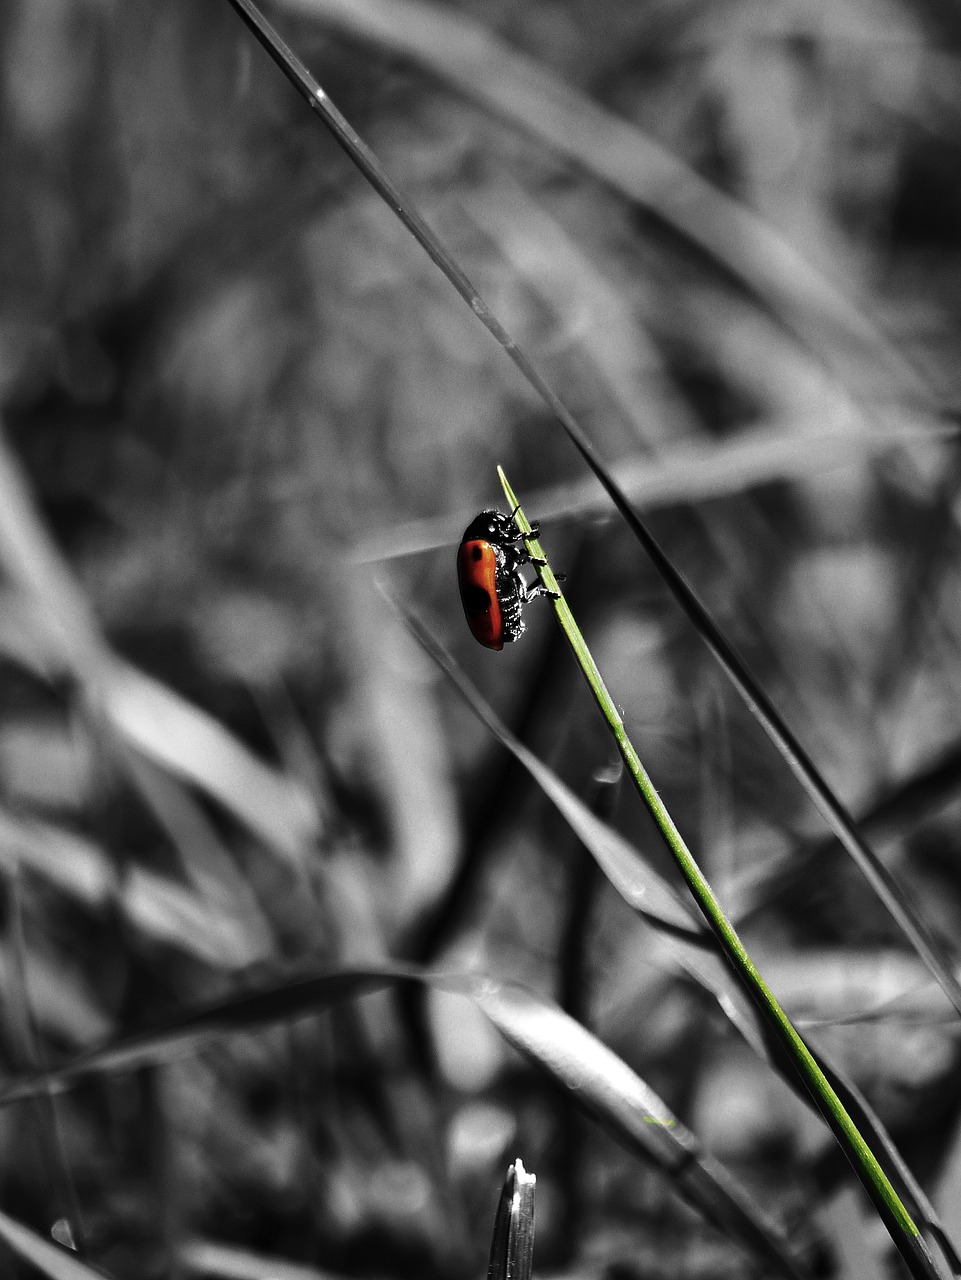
[395,598,959,1278]
[497,467,943,1280]
[486,1159,535,1280]
[224,0,961,1023]
[0,966,810,1278]
[452,974,811,1279]
[0,1209,102,1280]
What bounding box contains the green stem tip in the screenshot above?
[495,466,937,1278]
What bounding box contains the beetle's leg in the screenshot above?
[525,556,565,581]
[507,512,539,541]
[522,578,560,603]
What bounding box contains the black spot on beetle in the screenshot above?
[464,585,491,613]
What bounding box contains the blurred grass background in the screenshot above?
[2,0,961,1276]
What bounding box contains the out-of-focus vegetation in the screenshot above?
[2,0,961,1277]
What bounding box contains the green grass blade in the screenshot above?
[222,0,961,1022]
[398,592,959,1275]
[497,468,945,1280]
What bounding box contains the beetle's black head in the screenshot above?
[461,509,517,546]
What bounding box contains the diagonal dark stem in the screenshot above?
[223,0,961,1020]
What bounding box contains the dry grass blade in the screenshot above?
[181,1238,344,1280]
[0,1209,105,1280]
[0,812,113,908]
[450,975,811,1280]
[352,421,952,564]
[122,867,271,968]
[728,736,961,929]
[0,810,268,968]
[395,600,707,941]
[104,663,316,864]
[0,423,319,862]
[760,950,953,1027]
[278,0,928,401]
[0,964,809,1277]
[0,967,417,1102]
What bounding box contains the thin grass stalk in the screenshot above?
[0,964,810,1277]
[496,467,942,1280]
[395,599,959,1273]
[5,879,85,1254]
[224,0,961,1021]
[280,0,933,404]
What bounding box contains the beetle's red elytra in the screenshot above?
[456,508,556,650]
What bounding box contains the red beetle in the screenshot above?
[456,509,556,650]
